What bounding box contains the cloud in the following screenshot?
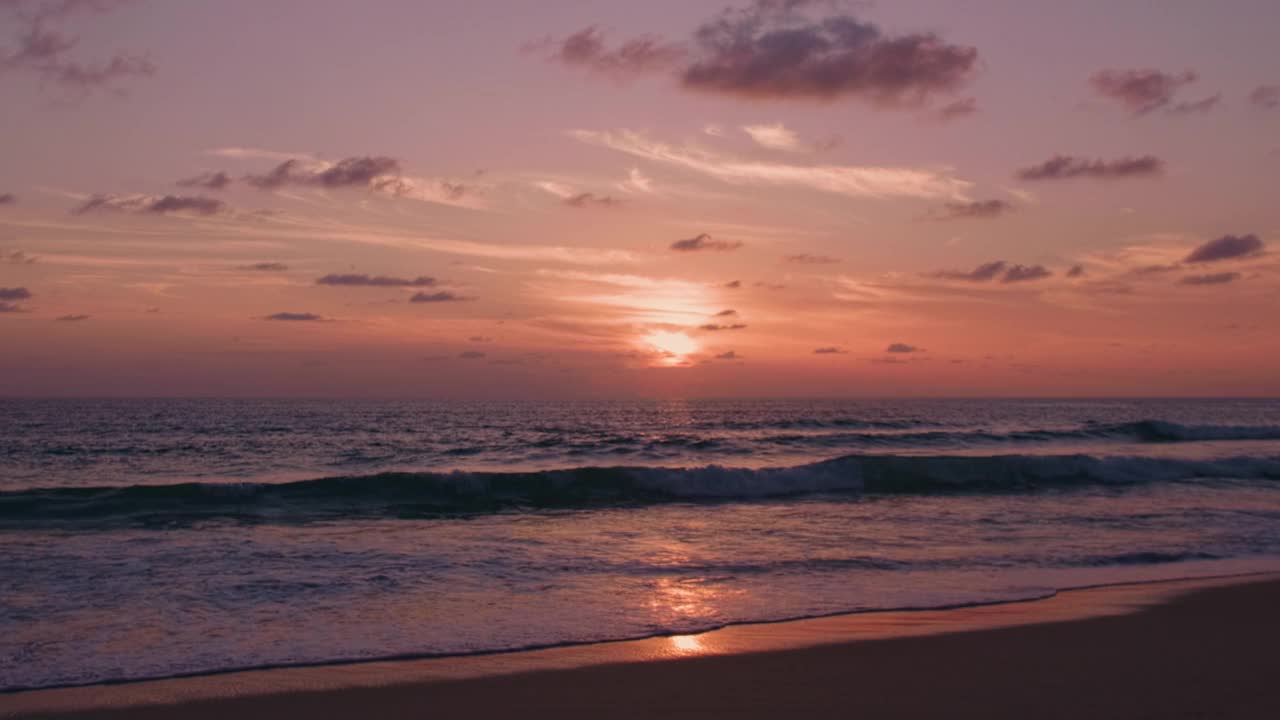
[933,260,1007,282]
[538,25,686,81]
[316,273,436,287]
[1168,93,1221,115]
[74,193,226,216]
[935,199,1012,220]
[742,123,801,151]
[724,280,742,288]
[176,171,232,191]
[240,155,477,206]
[0,302,23,313]
[714,309,738,316]
[264,312,326,321]
[714,350,741,360]
[458,350,487,360]
[681,0,978,105]
[813,346,846,354]
[468,336,493,343]
[699,323,747,331]
[1016,155,1163,181]
[1184,234,1264,263]
[3,250,37,264]
[1180,272,1241,286]
[572,129,972,200]
[410,291,472,303]
[1251,85,1280,110]
[0,0,155,95]
[1066,264,1086,278]
[1088,69,1202,115]
[785,253,839,264]
[671,232,743,252]
[0,287,32,300]
[0,193,15,205]
[564,192,622,209]
[1001,264,1052,283]
[54,314,88,322]
[619,168,654,194]
[936,97,978,121]
[239,262,288,272]
[886,343,921,353]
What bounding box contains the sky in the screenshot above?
[1,0,1278,398]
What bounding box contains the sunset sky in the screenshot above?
[2,0,1278,398]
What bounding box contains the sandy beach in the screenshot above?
[5,573,1278,719]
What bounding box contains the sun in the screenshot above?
[641,331,700,366]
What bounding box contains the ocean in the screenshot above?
[2,397,1280,691]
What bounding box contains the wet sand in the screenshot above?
[4,574,1278,719]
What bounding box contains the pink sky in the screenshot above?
[1,0,1278,397]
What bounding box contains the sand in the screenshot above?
[4,574,1279,719]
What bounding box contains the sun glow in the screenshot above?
[641,331,700,365]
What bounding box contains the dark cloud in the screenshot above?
[458,350,487,360]
[54,313,88,322]
[699,322,748,331]
[936,97,978,121]
[314,156,400,188]
[813,346,846,354]
[670,233,743,252]
[0,287,32,300]
[0,193,15,205]
[564,192,622,209]
[935,199,1012,220]
[0,1,154,94]
[4,250,38,264]
[410,291,472,303]
[933,260,1007,282]
[1016,155,1163,181]
[724,280,742,288]
[74,193,226,216]
[239,262,288,272]
[245,156,401,191]
[714,309,738,316]
[1089,69,1200,115]
[714,350,741,360]
[1001,264,1052,283]
[0,302,23,313]
[681,1,978,105]
[1251,85,1280,110]
[886,343,920,353]
[1180,272,1241,286]
[316,273,436,287]
[176,171,232,191]
[1066,264,1086,278]
[785,253,839,264]
[542,25,686,80]
[264,312,325,322]
[1184,234,1264,264]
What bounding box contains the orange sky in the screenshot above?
[1,0,1278,397]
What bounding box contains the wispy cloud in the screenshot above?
[410,291,472,303]
[572,129,971,200]
[263,312,326,322]
[671,232,742,252]
[934,199,1012,220]
[0,0,154,96]
[316,273,437,287]
[534,25,686,81]
[785,254,840,264]
[1180,272,1241,286]
[1016,155,1163,181]
[742,123,801,151]
[1089,68,1214,116]
[1250,85,1280,110]
[74,193,227,216]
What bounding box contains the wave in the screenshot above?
[3,452,1278,527]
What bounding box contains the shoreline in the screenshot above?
[5,570,1278,718]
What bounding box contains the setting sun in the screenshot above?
[641,331,700,365]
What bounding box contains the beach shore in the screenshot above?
[5,573,1278,719]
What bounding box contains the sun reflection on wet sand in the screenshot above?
[668,634,706,654]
